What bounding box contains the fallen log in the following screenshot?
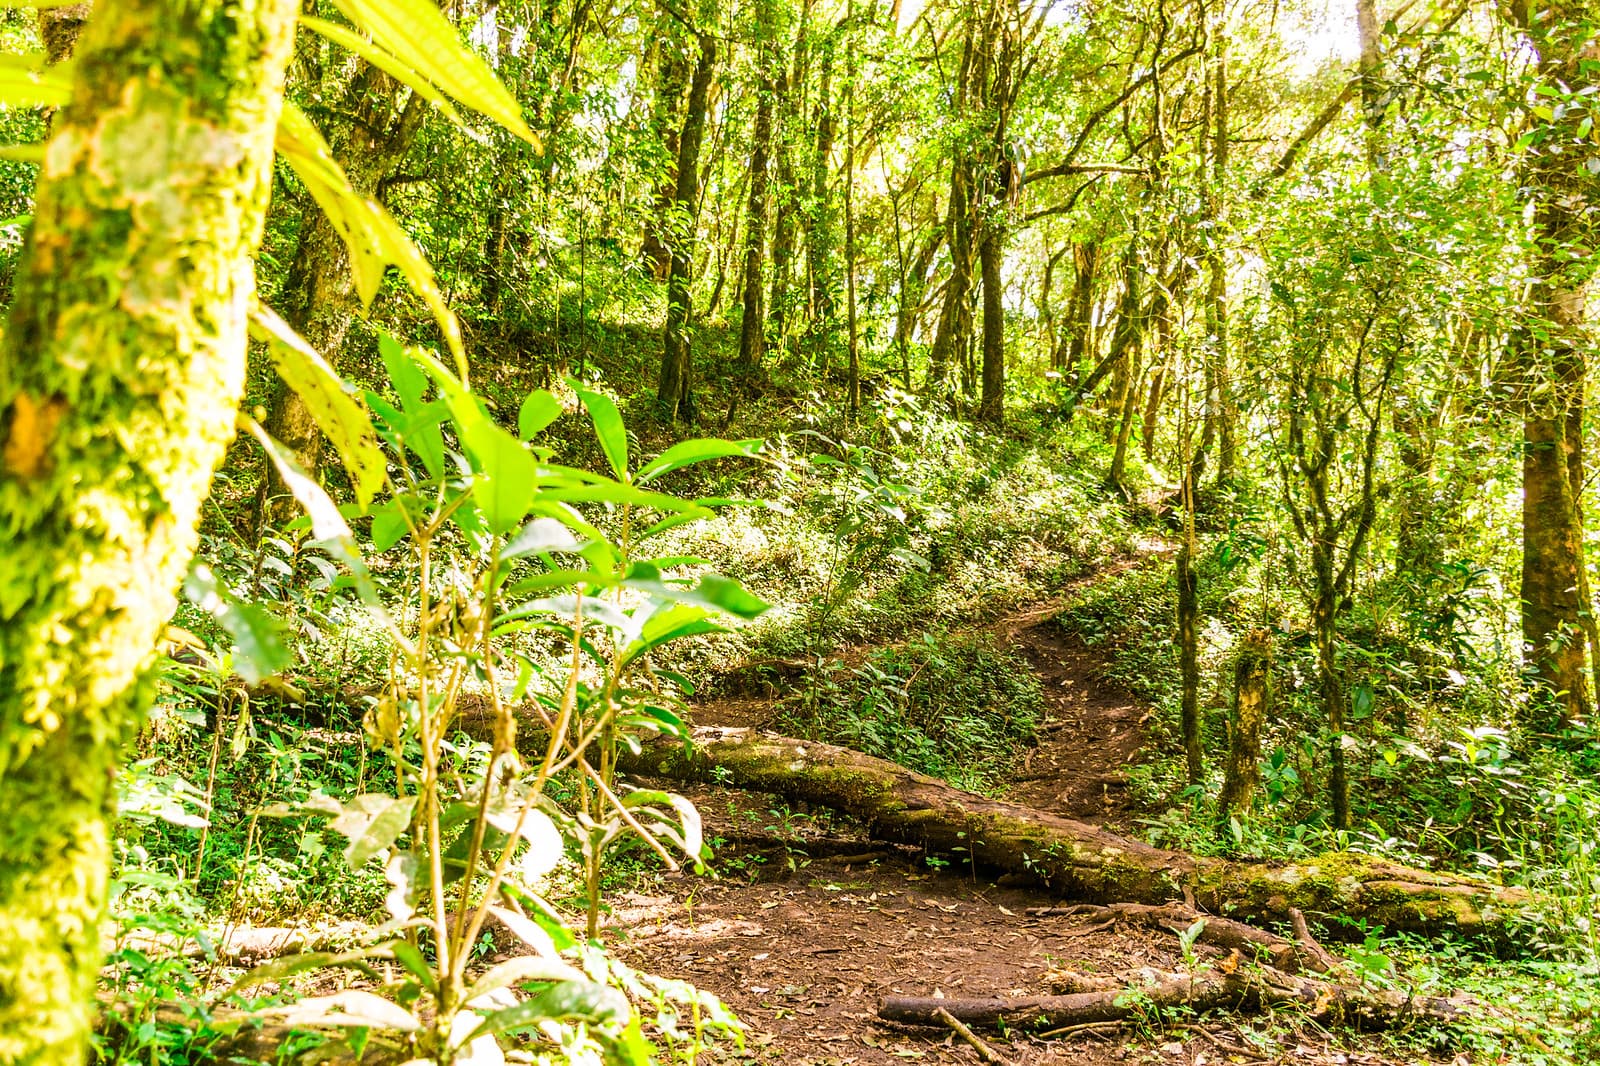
[879,965,1467,1032]
[604,726,1529,945]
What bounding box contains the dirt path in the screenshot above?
[998,611,1146,825]
[610,557,1442,1066]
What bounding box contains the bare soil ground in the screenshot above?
[611,581,1447,1066]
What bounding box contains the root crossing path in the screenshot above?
[611,571,1432,1066]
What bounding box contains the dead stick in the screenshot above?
[934,1007,1006,1064]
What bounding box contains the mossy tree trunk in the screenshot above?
[0,1,298,1060]
[735,8,778,371]
[1218,629,1272,821]
[656,33,716,422]
[1511,2,1595,730]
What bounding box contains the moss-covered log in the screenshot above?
[612,727,1529,944]
[0,2,299,1060]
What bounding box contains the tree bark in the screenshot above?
[1513,3,1596,728]
[1218,630,1272,821]
[641,35,689,283]
[656,33,717,421]
[600,727,1529,943]
[805,36,841,376]
[976,223,1005,423]
[1177,537,1203,784]
[0,0,297,1058]
[735,31,777,370]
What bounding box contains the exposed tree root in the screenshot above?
[603,726,1529,945]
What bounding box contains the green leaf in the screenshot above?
[473,980,632,1040]
[518,390,562,440]
[636,438,762,484]
[182,564,290,685]
[227,946,389,994]
[463,957,585,1005]
[0,53,70,108]
[619,570,770,620]
[572,384,629,479]
[251,304,387,507]
[388,939,437,994]
[380,332,430,411]
[243,418,358,553]
[459,410,536,535]
[328,0,538,144]
[275,104,466,373]
[502,517,584,559]
[344,796,418,869]
[300,15,469,132]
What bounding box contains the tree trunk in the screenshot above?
[599,727,1528,943]
[976,223,1005,423]
[735,36,777,370]
[925,158,975,397]
[805,36,840,376]
[766,7,808,361]
[656,34,717,421]
[1315,583,1350,829]
[0,1,297,1058]
[881,966,1464,1031]
[1218,630,1272,821]
[38,2,92,64]
[641,37,689,283]
[1177,536,1203,784]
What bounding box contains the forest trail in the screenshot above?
[613,557,1432,1066]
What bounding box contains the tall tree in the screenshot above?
[657,32,718,421]
[736,0,781,370]
[1509,1,1597,728]
[0,0,299,1056]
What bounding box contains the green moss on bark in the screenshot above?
[0,2,298,1061]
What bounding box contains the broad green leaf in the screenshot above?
[463,957,584,1005]
[388,939,437,994]
[251,304,386,507]
[243,418,357,552]
[343,795,417,869]
[370,498,412,551]
[0,145,42,164]
[636,438,762,484]
[276,104,467,373]
[518,390,562,440]
[619,571,771,620]
[572,385,629,479]
[486,904,561,957]
[329,0,538,144]
[380,332,430,411]
[474,980,632,1039]
[502,517,584,560]
[540,482,707,515]
[182,564,289,685]
[0,54,70,108]
[227,945,390,994]
[300,15,469,131]
[459,410,536,534]
[270,990,420,1032]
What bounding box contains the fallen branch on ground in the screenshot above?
[879,964,1466,1031]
